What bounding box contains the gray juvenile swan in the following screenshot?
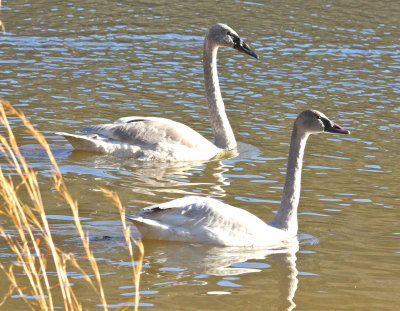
[57,24,258,161]
[127,110,350,247]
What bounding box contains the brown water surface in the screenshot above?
[0,0,399,310]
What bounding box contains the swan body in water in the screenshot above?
[57,24,258,161]
[127,110,350,247]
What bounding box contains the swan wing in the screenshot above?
[57,117,219,160]
[127,196,283,246]
[79,117,211,150]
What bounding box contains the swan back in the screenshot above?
[128,196,286,247]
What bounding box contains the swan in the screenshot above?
[127,110,350,247]
[56,24,258,161]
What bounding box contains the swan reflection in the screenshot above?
[141,238,299,310]
[64,150,232,200]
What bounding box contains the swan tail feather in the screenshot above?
[56,132,103,152]
[126,214,167,229]
[56,132,144,158]
[127,214,170,240]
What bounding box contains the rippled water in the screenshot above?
[1,0,399,310]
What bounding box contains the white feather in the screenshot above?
[127,110,349,246]
[57,24,258,161]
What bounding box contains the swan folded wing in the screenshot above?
[79,117,211,150]
[136,197,217,228]
[131,196,278,246]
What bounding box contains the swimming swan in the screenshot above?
[57,24,258,161]
[127,110,350,247]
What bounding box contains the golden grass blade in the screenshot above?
[0,99,144,310]
[100,187,144,311]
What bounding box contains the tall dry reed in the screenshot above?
[0,99,144,310]
[0,0,5,35]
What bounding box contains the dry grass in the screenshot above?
[0,1,5,35]
[0,20,4,35]
[0,99,144,310]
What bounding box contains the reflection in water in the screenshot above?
[275,248,298,311]
[20,140,262,206]
[65,150,233,200]
[141,239,299,310]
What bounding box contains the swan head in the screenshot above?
[295,110,350,135]
[206,23,258,59]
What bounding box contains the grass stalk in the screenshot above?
[0,99,144,310]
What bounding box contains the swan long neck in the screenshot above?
[270,127,310,235]
[203,40,236,150]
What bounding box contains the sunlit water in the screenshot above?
[0,0,399,310]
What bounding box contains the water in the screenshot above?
[1,0,399,309]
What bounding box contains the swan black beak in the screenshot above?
[325,123,350,135]
[232,35,259,59]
